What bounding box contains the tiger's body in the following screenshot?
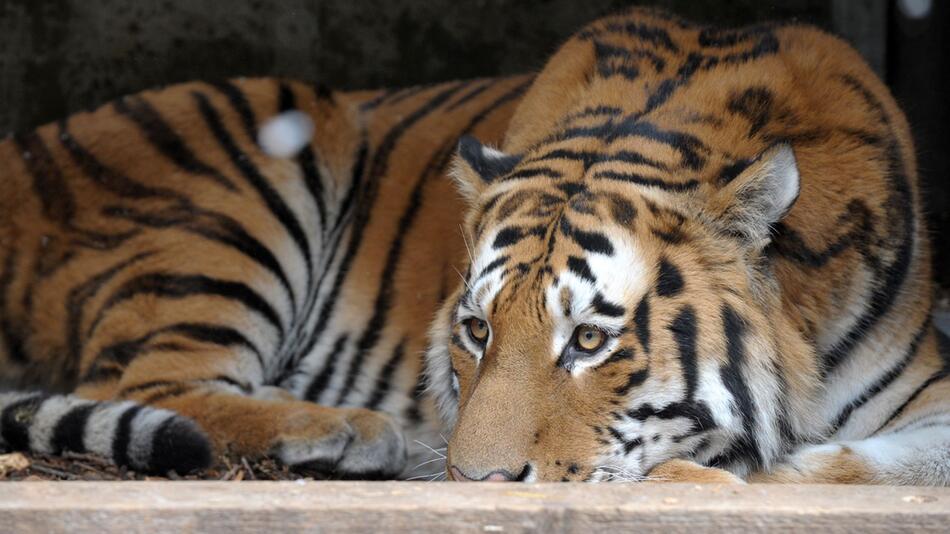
[1,7,947,485]
[0,75,531,476]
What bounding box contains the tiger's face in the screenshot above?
[426,133,802,482]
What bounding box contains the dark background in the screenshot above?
[0,0,946,287]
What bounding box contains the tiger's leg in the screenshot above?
[76,345,408,477]
[750,370,950,485]
[647,459,746,484]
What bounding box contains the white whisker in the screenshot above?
[412,456,447,471]
[459,225,475,265]
[413,439,447,459]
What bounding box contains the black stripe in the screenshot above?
[596,347,635,369]
[1,394,48,450]
[580,19,679,52]
[475,256,509,281]
[607,425,643,455]
[608,195,638,227]
[304,334,348,402]
[566,256,595,283]
[503,167,563,181]
[719,303,763,467]
[492,225,546,249]
[830,320,929,433]
[51,402,96,454]
[633,296,651,353]
[104,204,298,313]
[88,273,284,341]
[59,119,181,200]
[66,252,155,381]
[208,79,259,143]
[656,258,684,297]
[614,368,648,396]
[626,401,716,432]
[669,305,699,400]
[13,131,76,225]
[112,405,144,467]
[875,366,948,434]
[595,170,699,192]
[193,90,313,296]
[559,217,614,255]
[85,322,265,376]
[592,293,625,318]
[0,250,28,364]
[365,340,406,410]
[113,96,236,190]
[446,79,496,112]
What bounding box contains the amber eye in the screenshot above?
[573,325,606,352]
[466,318,490,345]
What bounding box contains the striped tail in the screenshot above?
[0,392,212,474]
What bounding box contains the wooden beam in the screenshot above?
[0,482,947,532]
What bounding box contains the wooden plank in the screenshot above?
[0,482,947,533]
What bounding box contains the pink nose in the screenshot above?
[450,466,514,482]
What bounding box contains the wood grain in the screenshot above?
[0,482,947,533]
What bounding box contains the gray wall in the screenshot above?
[0,0,832,133]
[0,0,945,283]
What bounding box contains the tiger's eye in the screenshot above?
[574,326,606,352]
[467,318,490,344]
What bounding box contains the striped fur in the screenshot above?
[427,8,949,485]
[0,76,530,475]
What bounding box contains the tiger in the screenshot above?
[425,7,949,485]
[0,6,946,487]
[0,73,532,477]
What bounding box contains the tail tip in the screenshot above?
[148,416,213,475]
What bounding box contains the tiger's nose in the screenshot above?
[449,464,531,482]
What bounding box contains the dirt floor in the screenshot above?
[2,286,947,482]
[0,451,342,482]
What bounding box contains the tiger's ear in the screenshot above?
[451,135,521,202]
[709,143,800,247]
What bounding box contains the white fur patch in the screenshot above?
[29,396,93,454]
[258,111,315,158]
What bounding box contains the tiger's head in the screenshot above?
[426,9,823,482]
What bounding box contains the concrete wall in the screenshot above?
[0,0,831,133]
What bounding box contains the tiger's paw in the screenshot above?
[647,459,746,484]
[271,405,408,479]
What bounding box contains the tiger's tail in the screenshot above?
[0,392,212,474]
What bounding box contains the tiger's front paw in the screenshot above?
[272,405,408,478]
[647,459,746,484]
